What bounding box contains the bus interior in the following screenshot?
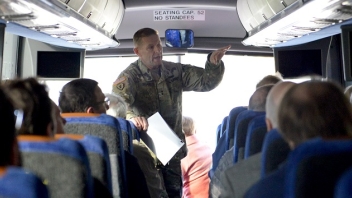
[1,0,352,197]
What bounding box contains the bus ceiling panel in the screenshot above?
[240,0,352,48]
[123,0,237,10]
[0,0,124,50]
[114,9,246,40]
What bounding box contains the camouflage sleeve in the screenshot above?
[112,73,138,119]
[182,53,225,91]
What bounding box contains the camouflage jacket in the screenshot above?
[112,57,225,156]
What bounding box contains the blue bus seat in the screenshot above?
[216,123,222,145]
[220,116,228,137]
[0,166,49,198]
[233,110,265,163]
[244,115,267,159]
[128,120,140,141]
[210,106,247,178]
[62,113,126,198]
[226,106,247,150]
[260,129,290,178]
[285,138,352,198]
[117,118,133,153]
[55,134,112,195]
[335,167,352,198]
[18,135,93,198]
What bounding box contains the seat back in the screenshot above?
[220,116,228,137]
[62,113,125,198]
[244,115,267,159]
[285,138,352,198]
[210,106,247,177]
[18,136,93,198]
[117,118,133,153]
[216,124,222,144]
[233,110,265,163]
[0,166,49,198]
[226,106,247,150]
[128,120,140,141]
[210,133,227,178]
[260,129,290,178]
[335,167,352,198]
[55,134,112,194]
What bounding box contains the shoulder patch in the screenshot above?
[116,83,125,90]
[113,76,126,85]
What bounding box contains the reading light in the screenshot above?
[242,0,352,47]
[0,0,123,50]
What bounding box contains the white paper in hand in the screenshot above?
[146,112,184,165]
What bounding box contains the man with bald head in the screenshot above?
[248,84,274,111]
[245,80,352,198]
[213,81,295,198]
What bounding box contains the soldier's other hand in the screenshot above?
[210,45,231,65]
[131,116,149,132]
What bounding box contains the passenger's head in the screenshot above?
[265,82,295,131]
[256,75,282,88]
[248,84,274,112]
[0,87,17,166]
[106,93,127,118]
[4,78,54,137]
[133,27,163,70]
[59,78,108,114]
[278,81,352,149]
[182,116,196,137]
[344,85,352,104]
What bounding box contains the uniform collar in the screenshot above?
[137,59,173,82]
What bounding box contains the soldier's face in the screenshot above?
[134,34,163,70]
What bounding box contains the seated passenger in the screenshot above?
[210,84,273,197]
[106,93,127,118]
[5,78,56,137]
[256,75,282,89]
[0,85,48,198]
[59,78,151,198]
[215,82,294,198]
[181,116,212,198]
[106,92,168,198]
[245,81,352,198]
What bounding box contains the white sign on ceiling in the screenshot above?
[153,10,205,21]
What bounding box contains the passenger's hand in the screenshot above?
[210,45,231,65]
[131,116,149,132]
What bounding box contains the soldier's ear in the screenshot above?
[133,47,139,56]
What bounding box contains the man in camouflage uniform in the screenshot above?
[113,27,230,198]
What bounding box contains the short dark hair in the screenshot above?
[249,84,273,111]
[278,81,352,146]
[0,87,15,166]
[4,78,52,136]
[256,75,282,88]
[133,28,159,47]
[59,78,98,113]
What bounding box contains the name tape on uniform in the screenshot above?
[154,10,205,21]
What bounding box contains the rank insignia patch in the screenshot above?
[116,83,125,90]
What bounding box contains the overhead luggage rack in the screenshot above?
[0,0,124,50]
